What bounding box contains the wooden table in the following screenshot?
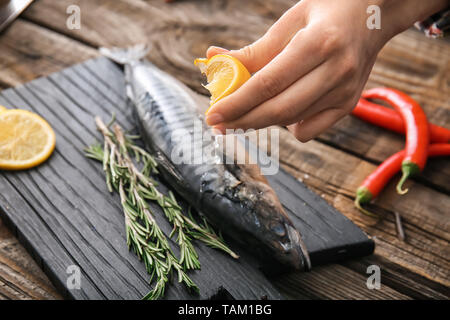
[0,0,448,300]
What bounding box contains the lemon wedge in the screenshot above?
[0,109,56,170]
[0,105,7,113]
[194,54,251,109]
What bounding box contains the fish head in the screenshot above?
[227,164,311,272]
[252,196,311,272]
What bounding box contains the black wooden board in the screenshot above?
[0,57,374,300]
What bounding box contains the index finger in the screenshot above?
[206,25,324,126]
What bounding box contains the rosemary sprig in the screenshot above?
[85,116,238,300]
[113,125,203,270]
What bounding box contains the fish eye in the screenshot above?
[270,223,286,237]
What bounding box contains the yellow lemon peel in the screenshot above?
[0,109,56,170]
[194,54,251,112]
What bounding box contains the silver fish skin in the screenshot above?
[101,45,311,272]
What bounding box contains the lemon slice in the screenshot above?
[0,109,56,170]
[0,105,7,113]
[194,54,251,108]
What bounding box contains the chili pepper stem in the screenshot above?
[354,187,379,218]
[354,198,379,218]
[396,172,410,195]
[397,161,421,195]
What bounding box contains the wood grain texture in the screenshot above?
[275,128,450,288]
[0,0,448,299]
[0,19,97,88]
[273,263,411,300]
[0,14,97,300]
[0,219,61,300]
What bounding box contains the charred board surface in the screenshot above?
[0,57,373,299]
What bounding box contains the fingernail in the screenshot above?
[206,113,224,126]
[213,124,226,135]
[207,46,230,58]
[209,46,229,53]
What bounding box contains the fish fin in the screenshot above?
[100,44,150,64]
[286,224,311,271]
[154,150,186,185]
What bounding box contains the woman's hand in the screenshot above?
[205,0,449,142]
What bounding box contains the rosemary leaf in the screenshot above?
[85,116,237,300]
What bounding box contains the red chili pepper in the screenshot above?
[355,143,450,217]
[362,88,430,195]
[353,99,450,143]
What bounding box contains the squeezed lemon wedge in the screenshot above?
[0,109,56,170]
[194,54,251,110]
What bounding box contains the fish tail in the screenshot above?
[100,44,150,65]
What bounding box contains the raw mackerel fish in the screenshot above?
[101,45,311,272]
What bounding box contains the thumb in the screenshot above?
[205,2,306,73]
